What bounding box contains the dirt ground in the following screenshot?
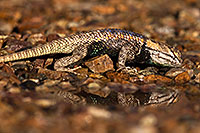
[0,0,200,133]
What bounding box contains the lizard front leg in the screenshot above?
[54,45,87,72]
[117,45,138,73]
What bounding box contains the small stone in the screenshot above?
[129,125,158,133]
[143,75,172,84]
[182,59,195,69]
[58,81,76,91]
[138,67,159,76]
[27,33,46,45]
[107,82,138,93]
[84,79,110,98]
[35,99,55,107]
[106,71,130,83]
[0,79,8,90]
[92,5,115,15]
[87,82,101,91]
[75,68,89,79]
[18,17,45,32]
[140,114,157,126]
[85,54,114,73]
[47,34,61,42]
[44,58,54,68]
[175,71,191,84]
[20,80,38,90]
[0,21,12,34]
[38,68,71,80]
[33,59,45,68]
[8,87,21,93]
[3,39,32,52]
[165,68,186,78]
[194,72,200,83]
[35,79,60,92]
[87,106,111,119]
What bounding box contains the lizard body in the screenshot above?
[0,29,182,71]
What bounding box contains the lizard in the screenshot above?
[0,28,182,72]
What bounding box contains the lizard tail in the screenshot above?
[0,43,54,63]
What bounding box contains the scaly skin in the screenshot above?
[0,29,182,71]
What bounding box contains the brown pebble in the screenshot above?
[165,68,186,78]
[143,75,172,84]
[175,71,191,84]
[92,5,115,15]
[194,72,200,83]
[85,54,114,73]
[27,33,46,45]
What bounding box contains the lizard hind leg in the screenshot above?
[54,45,87,72]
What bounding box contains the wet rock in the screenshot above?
[58,81,77,91]
[175,71,191,84]
[85,54,114,73]
[143,75,172,84]
[83,78,110,98]
[107,82,138,93]
[56,89,86,104]
[165,68,187,78]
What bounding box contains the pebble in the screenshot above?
[143,75,172,84]
[85,54,114,73]
[87,106,111,119]
[194,72,200,83]
[27,33,46,45]
[175,71,191,84]
[165,68,186,78]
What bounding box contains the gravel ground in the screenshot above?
[0,0,200,133]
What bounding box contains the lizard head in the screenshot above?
[145,39,182,67]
